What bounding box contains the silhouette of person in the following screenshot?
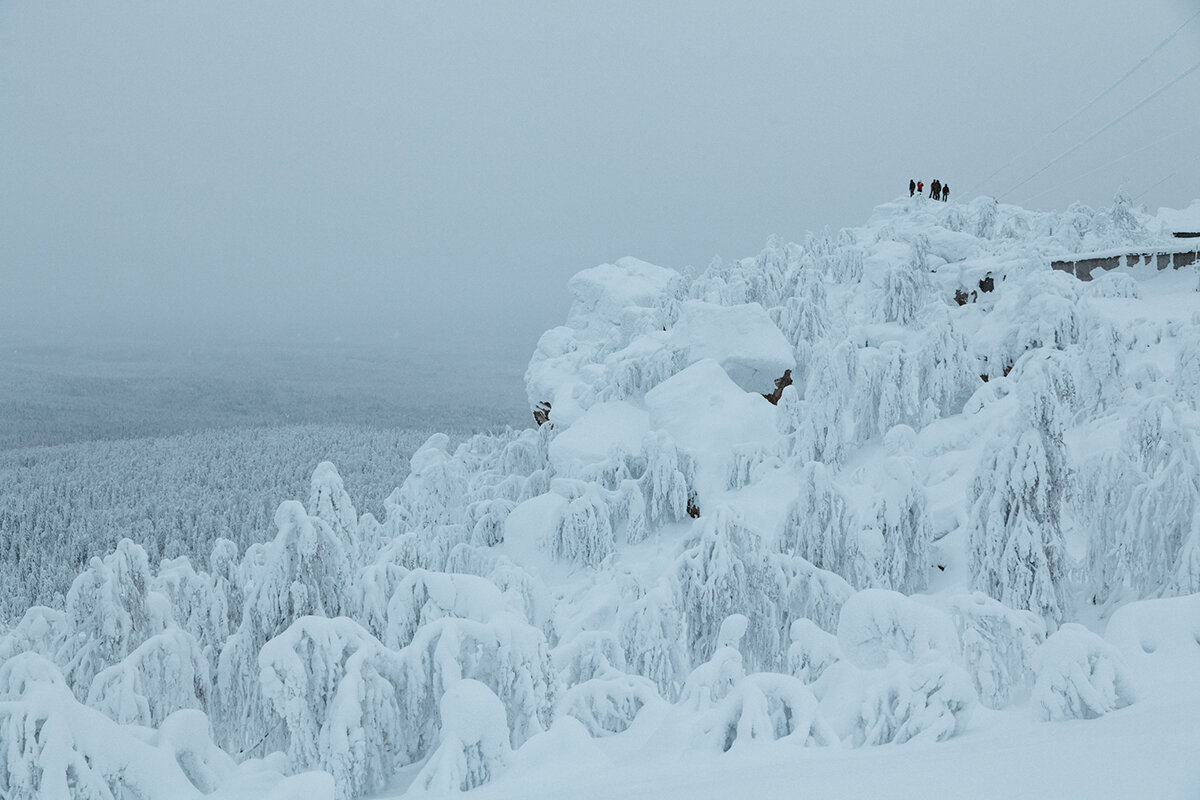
[931,179,941,201]
[909,179,916,197]
[942,183,950,202]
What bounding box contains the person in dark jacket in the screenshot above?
[909,179,916,197]
[931,179,941,201]
[942,183,949,202]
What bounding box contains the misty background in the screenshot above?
[2,0,1198,445]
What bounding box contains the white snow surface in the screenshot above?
[4,193,1200,799]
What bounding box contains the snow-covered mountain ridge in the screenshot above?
[3,193,1200,799]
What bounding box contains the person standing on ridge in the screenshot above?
[931,179,941,201]
[942,183,950,202]
[909,179,916,197]
[917,180,924,195]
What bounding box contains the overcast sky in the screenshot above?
[2,1,1198,358]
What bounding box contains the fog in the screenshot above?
[2,0,1198,357]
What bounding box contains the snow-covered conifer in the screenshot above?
[874,445,932,594]
[393,614,557,755]
[852,658,976,745]
[307,461,358,554]
[699,673,835,751]
[0,606,67,664]
[967,385,1071,624]
[58,538,161,697]
[875,263,926,325]
[1031,624,1135,721]
[1082,398,1200,601]
[151,556,231,672]
[785,619,841,684]
[1174,330,1200,410]
[259,616,405,799]
[972,196,999,239]
[676,510,779,670]
[640,431,696,527]
[837,590,960,669]
[559,672,662,737]
[214,501,353,753]
[553,630,626,687]
[85,626,209,726]
[947,592,1045,709]
[548,483,614,567]
[383,568,507,650]
[410,679,512,795]
[618,582,687,699]
[779,462,859,581]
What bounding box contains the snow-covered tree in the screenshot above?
[618,582,687,699]
[547,483,614,567]
[384,569,507,650]
[307,461,359,554]
[410,679,512,795]
[967,384,1071,624]
[640,432,696,527]
[873,441,932,594]
[559,672,663,737]
[675,508,779,669]
[57,538,162,698]
[785,619,841,684]
[779,462,861,583]
[837,590,961,669]
[84,625,208,728]
[1031,624,1135,721]
[875,263,926,325]
[851,658,976,745]
[259,616,404,800]
[947,593,1045,710]
[1081,398,1200,601]
[214,501,353,754]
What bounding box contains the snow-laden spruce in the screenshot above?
[3,192,1199,798]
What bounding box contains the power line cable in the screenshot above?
[1050,7,1200,135]
[1021,120,1200,206]
[964,8,1200,198]
[1133,150,1200,202]
[998,56,1200,200]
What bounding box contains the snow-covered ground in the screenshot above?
[3,192,1200,799]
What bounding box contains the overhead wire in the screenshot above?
[1049,7,1200,135]
[965,8,1200,199]
[1020,120,1200,206]
[1134,150,1200,202]
[998,55,1200,201]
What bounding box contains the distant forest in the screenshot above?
[0,424,455,619]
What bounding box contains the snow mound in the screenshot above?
[670,300,795,394]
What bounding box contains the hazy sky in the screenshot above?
[2,1,1198,357]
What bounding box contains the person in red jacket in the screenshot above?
[917,181,924,195]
